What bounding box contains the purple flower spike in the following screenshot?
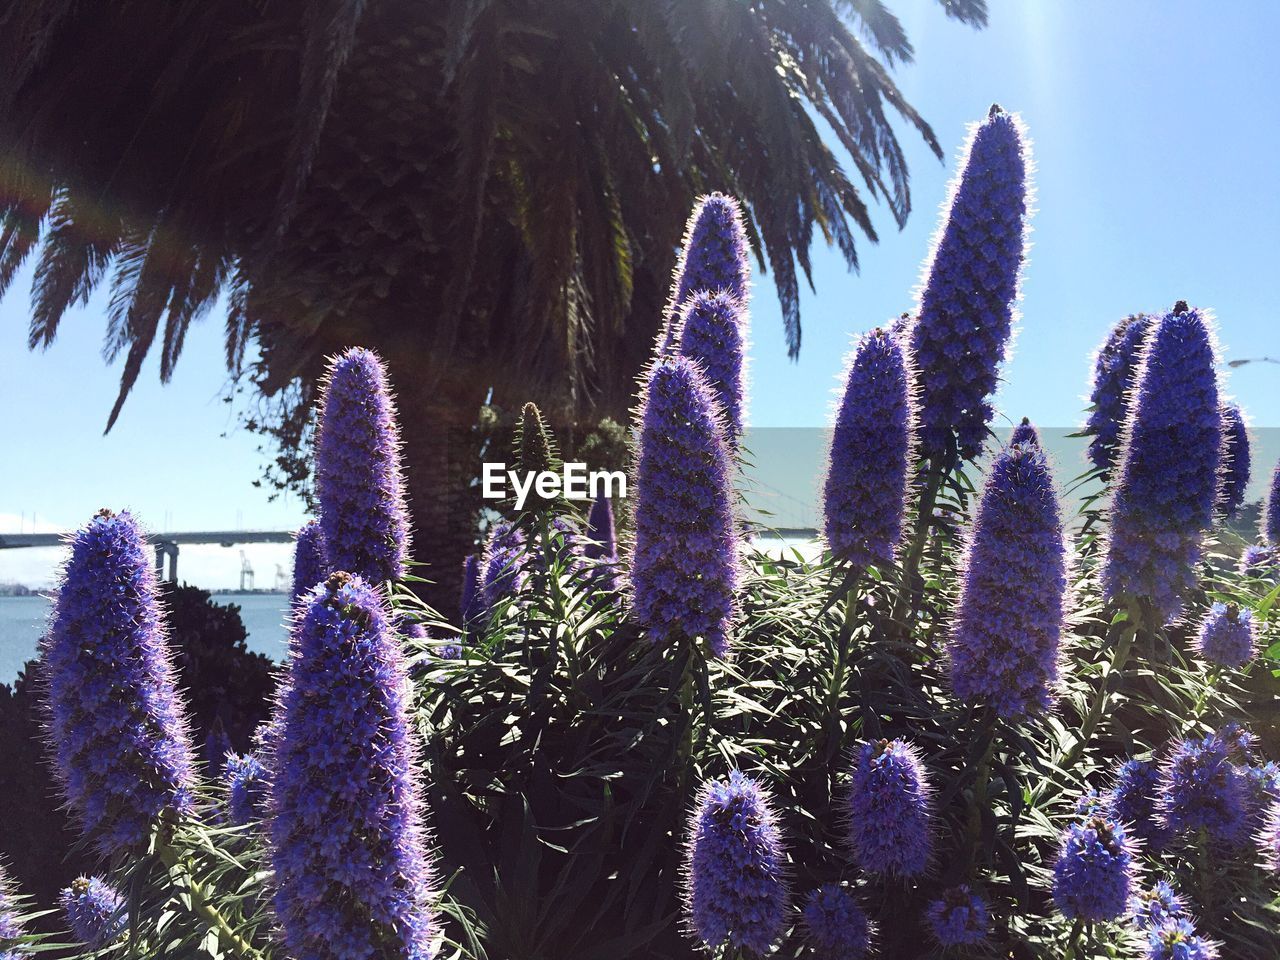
[290,520,328,601]
[1241,761,1280,843]
[1010,416,1040,447]
[1103,303,1222,623]
[1266,459,1280,546]
[1132,881,1187,931]
[1085,314,1154,472]
[822,327,915,569]
[43,509,195,857]
[314,347,411,584]
[948,439,1067,718]
[459,553,483,627]
[1240,544,1277,577]
[224,752,269,827]
[801,884,872,960]
[1216,405,1250,520]
[632,357,739,658]
[1,866,24,959]
[1106,758,1170,851]
[1145,919,1220,960]
[684,771,788,956]
[661,194,752,353]
[1157,730,1249,845]
[908,105,1031,463]
[846,739,933,878]
[480,521,528,613]
[269,572,437,960]
[1193,603,1256,670]
[582,496,622,593]
[59,877,125,949]
[1052,815,1136,922]
[585,495,618,562]
[926,885,990,947]
[1260,800,1280,871]
[678,290,748,444]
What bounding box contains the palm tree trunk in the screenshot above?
[391,361,488,619]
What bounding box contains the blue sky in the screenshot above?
[3,0,1279,586]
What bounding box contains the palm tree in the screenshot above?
[0,0,986,609]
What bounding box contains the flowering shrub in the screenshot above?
[5,108,1280,960]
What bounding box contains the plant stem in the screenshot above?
[892,458,946,640]
[1063,918,1084,960]
[1196,828,1215,920]
[1061,602,1142,771]
[156,842,263,960]
[963,710,999,873]
[823,572,861,757]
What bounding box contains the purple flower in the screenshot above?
[661,194,751,353]
[823,327,915,569]
[1052,815,1136,922]
[1266,458,1280,547]
[59,877,125,949]
[1132,880,1188,931]
[1157,730,1249,845]
[1145,918,1220,960]
[678,290,748,444]
[224,752,269,827]
[1,866,23,959]
[269,572,437,959]
[1259,800,1280,870]
[1085,314,1153,472]
[1103,304,1222,623]
[291,520,328,601]
[585,495,618,562]
[632,357,739,658]
[1219,721,1256,759]
[926,885,990,947]
[1076,788,1105,817]
[1107,758,1170,850]
[948,439,1067,718]
[437,644,463,661]
[42,509,195,857]
[1239,544,1277,577]
[314,347,411,584]
[480,521,528,613]
[1193,603,1255,669]
[459,553,483,628]
[1216,405,1250,520]
[1241,761,1280,841]
[1010,416,1040,447]
[584,494,622,591]
[846,739,933,878]
[684,771,788,956]
[908,105,1031,463]
[801,884,872,960]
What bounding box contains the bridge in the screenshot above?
[0,530,295,582]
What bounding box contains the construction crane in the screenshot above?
[274,564,288,592]
[239,551,255,591]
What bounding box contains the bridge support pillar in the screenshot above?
[153,541,179,583]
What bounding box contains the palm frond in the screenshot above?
[0,0,983,442]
